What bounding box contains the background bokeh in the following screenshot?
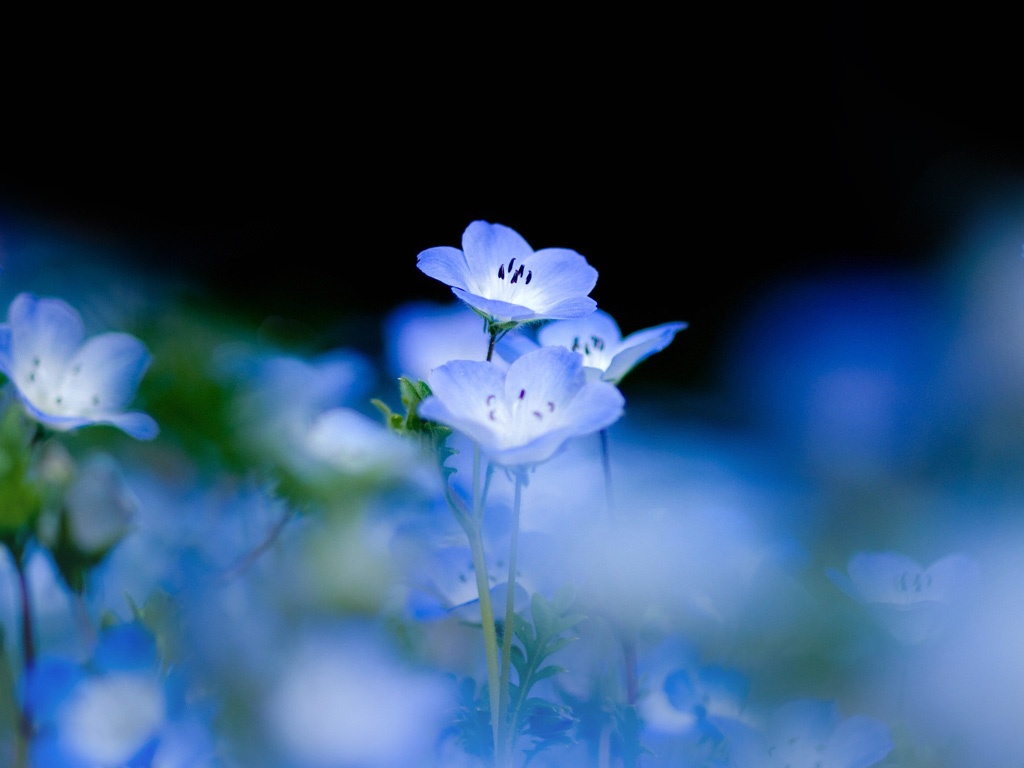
[2,8,1020,398]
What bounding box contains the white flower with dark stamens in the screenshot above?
[828,550,981,644]
[416,220,599,327]
[536,309,687,384]
[0,292,158,439]
[417,345,624,468]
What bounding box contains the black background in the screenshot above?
[1,10,1020,394]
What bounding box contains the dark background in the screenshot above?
[1,9,1020,394]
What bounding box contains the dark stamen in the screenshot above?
[533,411,543,419]
[525,270,532,284]
[489,410,496,421]
[508,257,516,272]
[547,401,555,412]
[486,394,496,405]
[498,264,505,279]
[519,389,525,399]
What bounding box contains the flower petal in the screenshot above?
[58,332,152,412]
[415,246,472,292]
[8,293,84,394]
[461,220,534,286]
[516,247,598,315]
[604,321,688,384]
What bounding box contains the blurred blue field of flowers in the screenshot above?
[0,194,1023,767]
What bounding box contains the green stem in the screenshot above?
[468,443,503,765]
[497,471,523,765]
[467,521,502,764]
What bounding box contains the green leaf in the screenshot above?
[530,665,567,684]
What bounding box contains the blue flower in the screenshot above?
[416,221,599,328]
[0,292,158,439]
[721,698,893,768]
[535,309,687,385]
[22,621,218,768]
[383,300,507,383]
[417,345,624,469]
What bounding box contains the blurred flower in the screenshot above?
[382,299,498,383]
[390,497,555,623]
[634,639,754,767]
[217,346,374,462]
[416,220,598,328]
[418,345,624,469]
[23,621,217,768]
[303,405,433,484]
[0,292,158,439]
[63,453,137,557]
[263,626,456,768]
[722,698,893,768]
[828,550,981,644]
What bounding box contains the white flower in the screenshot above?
[0,292,157,439]
[417,345,624,468]
[416,220,598,327]
[536,308,687,384]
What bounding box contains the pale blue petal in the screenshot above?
[416,245,472,292]
[604,321,688,384]
[492,326,539,367]
[9,293,83,389]
[769,698,839,738]
[518,247,598,312]
[558,381,625,437]
[98,411,160,440]
[925,552,981,602]
[504,346,587,410]
[826,714,893,768]
[451,288,541,323]
[532,295,599,321]
[419,359,506,447]
[461,220,534,279]
[61,332,152,412]
[846,551,923,603]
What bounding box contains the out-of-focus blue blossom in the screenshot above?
[416,220,598,327]
[639,640,752,738]
[721,698,893,768]
[390,496,556,624]
[23,621,218,768]
[418,346,624,469]
[62,453,138,557]
[502,309,687,385]
[0,543,82,660]
[217,346,433,493]
[262,625,457,768]
[302,405,434,486]
[216,347,371,458]
[0,292,158,439]
[828,550,981,645]
[383,300,499,383]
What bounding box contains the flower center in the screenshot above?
[496,257,533,286]
[899,570,932,594]
[485,389,558,444]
